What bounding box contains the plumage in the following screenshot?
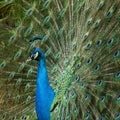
[0,0,120,120]
[29,48,55,120]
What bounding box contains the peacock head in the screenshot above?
[27,48,45,62]
[27,36,44,62]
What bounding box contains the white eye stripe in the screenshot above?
[34,52,39,59]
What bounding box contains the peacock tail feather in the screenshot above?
[0,0,120,120]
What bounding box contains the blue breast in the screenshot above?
[35,57,55,120]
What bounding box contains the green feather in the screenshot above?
[0,0,120,120]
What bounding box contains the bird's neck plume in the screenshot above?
[37,57,48,85]
[36,50,54,120]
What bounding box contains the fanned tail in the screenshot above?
[0,0,120,120]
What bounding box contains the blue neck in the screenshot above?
[36,57,55,120]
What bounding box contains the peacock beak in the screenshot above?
[26,57,32,62]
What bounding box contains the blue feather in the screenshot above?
[31,48,55,120]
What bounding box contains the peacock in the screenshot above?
[0,0,120,120]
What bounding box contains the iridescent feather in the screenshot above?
[0,0,120,120]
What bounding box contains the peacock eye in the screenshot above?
[30,54,34,59]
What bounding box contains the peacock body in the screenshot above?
[29,47,55,120]
[0,0,120,120]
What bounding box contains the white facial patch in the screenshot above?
[34,52,39,59]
